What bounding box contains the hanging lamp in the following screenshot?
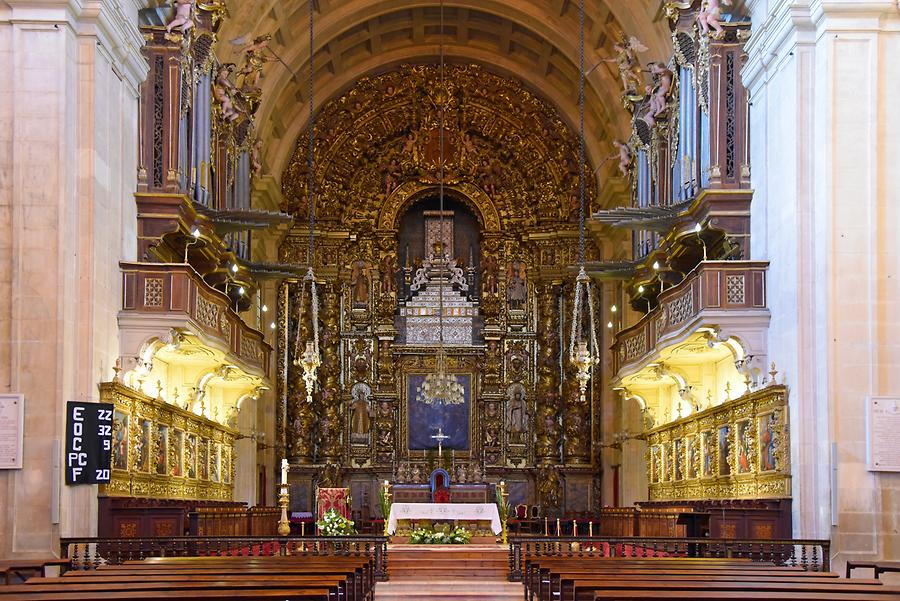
[568,0,601,403]
[421,0,464,408]
[293,0,321,403]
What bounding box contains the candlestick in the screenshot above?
[281,458,288,485]
[277,483,290,536]
[572,519,577,536]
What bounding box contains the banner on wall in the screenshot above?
[65,401,114,485]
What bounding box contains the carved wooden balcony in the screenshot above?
[119,262,271,378]
[612,261,768,378]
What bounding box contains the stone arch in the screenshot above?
[377,180,501,234]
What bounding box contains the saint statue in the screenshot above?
[350,260,370,308]
[507,385,528,444]
[506,261,527,309]
[350,383,372,441]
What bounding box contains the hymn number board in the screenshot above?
[65,401,114,485]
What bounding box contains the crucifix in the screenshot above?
[430,427,450,458]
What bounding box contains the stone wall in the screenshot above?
[0,0,145,558]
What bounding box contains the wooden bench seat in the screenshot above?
[0,558,70,584]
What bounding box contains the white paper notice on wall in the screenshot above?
[867,397,900,472]
[0,394,25,469]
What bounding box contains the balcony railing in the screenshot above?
[613,261,768,376]
[120,262,271,377]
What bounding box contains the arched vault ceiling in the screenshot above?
[216,0,675,181]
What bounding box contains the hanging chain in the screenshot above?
[578,0,587,268]
[306,0,315,270]
[437,0,445,350]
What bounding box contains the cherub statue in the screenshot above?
[611,140,633,178]
[165,0,195,34]
[213,64,239,121]
[251,139,263,176]
[237,35,274,94]
[698,0,733,38]
[604,36,648,94]
[644,62,674,126]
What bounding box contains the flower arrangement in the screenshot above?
[409,524,472,545]
[316,508,356,536]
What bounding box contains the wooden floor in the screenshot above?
[374,545,523,600]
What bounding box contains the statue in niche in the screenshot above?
[350,260,370,308]
[411,464,422,483]
[481,255,499,296]
[761,413,777,471]
[350,383,372,443]
[507,384,528,445]
[471,462,483,483]
[506,261,527,309]
[698,0,732,38]
[380,252,397,295]
[397,462,410,482]
[165,0,194,34]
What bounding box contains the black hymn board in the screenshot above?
[65,401,113,485]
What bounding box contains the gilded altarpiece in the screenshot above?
[276,64,604,515]
[99,382,236,501]
[645,385,790,501]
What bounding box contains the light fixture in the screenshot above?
[694,223,702,233]
[422,0,464,409]
[270,322,276,330]
[184,228,202,264]
[292,0,321,404]
[238,286,245,296]
[567,0,601,405]
[611,304,617,313]
[191,227,201,238]
[231,263,239,273]
[652,261,660,270]
[638,285,645,294]
[262,304,268,313]
[607,321,613,329]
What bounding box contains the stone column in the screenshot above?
[744,0,900,561]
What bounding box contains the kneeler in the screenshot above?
[316,487,351,533]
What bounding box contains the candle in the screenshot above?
[589,521,593,537]
[556,518,560,536]
[572,519,577,536]
[544,517,548,535]
[384,480,389,487]
[281,458,288,485]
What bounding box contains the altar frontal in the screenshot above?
[387,502,501,543]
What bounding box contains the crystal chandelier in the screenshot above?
[421,0,463,408]
[292,2,320,403]
[568,0,600,403]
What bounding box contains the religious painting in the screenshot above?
[137,420,151,472]
[210,442,221,483]
[198,437,209,480]
[185,434,197,479]
[674,439,684,480]
[170,429,184,477]
[112,410,130,471]
[702,431,714,477]
[686,435,698,479]
[660,442,670,481]
[407,373,471,451]
[349,382,372,444]
[759,413,778,471]
[506,261,527,310]
[506,383,528,445]
[736,420,752,473]
[718,425,731,476]
[155,425,168,475]
[650,445,660,483]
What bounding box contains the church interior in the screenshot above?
[0,0,899,598]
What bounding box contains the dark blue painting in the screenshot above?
[407,374,471,451]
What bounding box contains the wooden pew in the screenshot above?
[520,556,900,601]
[0,558,70,584]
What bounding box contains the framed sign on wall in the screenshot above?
[866,397,900,472]
[0,394,25,469]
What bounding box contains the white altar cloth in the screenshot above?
[387,502,502,535]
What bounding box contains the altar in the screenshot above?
[387,502,502,541]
